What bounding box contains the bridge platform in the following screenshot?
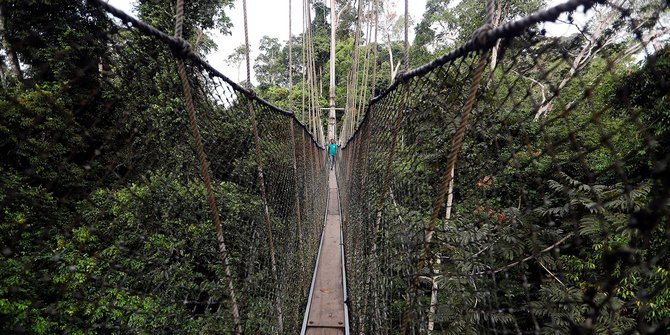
[301,169,349,335]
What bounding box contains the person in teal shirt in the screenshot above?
[328,139,337,170]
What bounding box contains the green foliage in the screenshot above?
[137,0,234,37]
[614,46,670,144]
[254,36,284,86]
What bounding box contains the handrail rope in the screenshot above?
[92,0,597,150]
[172,0,242,333]
[88,0,325,149]
[241,0,284,332]
[341,0,599,147]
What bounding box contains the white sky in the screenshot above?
[105,0,586,83]
[107,0,427,83]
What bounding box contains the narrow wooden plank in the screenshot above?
[305,170,346,332]
[306,326,345,335]
[328,188,339,214]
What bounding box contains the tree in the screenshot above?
[414,0,543,53]
[534,0,670,119]
[254,36,283,85]
[227,44,246,81]
[0,3,21,81]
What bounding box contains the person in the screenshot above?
[328,139,337,170]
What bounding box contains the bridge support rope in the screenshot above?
[173,0,242,332]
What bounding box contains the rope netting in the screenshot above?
[337,0,670,334]
[1,1,326,333]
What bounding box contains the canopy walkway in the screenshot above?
[1,0,669,334]
[301,170,348,334]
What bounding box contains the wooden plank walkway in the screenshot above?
[302,170,348,335]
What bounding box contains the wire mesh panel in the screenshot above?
[0,1,326,333]
[338,1,670,334]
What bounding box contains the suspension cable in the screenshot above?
[242,0,285,332]
[173,0,242,333]
[403,0,409,70]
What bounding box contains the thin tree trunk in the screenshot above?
[489,1,505,72]
[426,165,454,333]
[0,5,22,81]
[534,3,622,120]
[386,33,396,80]
[0,56,7,86]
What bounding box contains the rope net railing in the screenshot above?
[1,1,326,333]
[337,0,669,334]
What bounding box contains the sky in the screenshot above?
[105,0,587,83]
[107,0,427,83]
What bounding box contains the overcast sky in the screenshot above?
[107,0,427,82]
[105,0,586,83]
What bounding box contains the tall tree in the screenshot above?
[227,44,247,81]
[0,3,21,81]
[254,36,284,85]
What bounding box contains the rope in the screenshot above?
[342,0,364,142]
[288,0,293,114]
[356,1,375,140]
[370,0,379,111]
[301,0,307,124]
[369,80,411,323]
[400,52,489,334]
[288,0,307,297]
[242,1,284,332]
[403,0,409,70]
[340,0,597,148]
[172,0,241,333]
[242,0,252,89]
[398,0,495,330]
[88,0,324,149]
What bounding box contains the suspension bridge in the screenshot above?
[1,0,669,334]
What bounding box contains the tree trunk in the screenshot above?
[371,0,378,97]
[489,1,505,72]
[0,56,7,86]
[426,165,454,333]
[386,33,396,80]
[0,4,22,81]
[534,1,628,120]
[427,273,441,333]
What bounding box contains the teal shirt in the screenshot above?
[328,143,337,156]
